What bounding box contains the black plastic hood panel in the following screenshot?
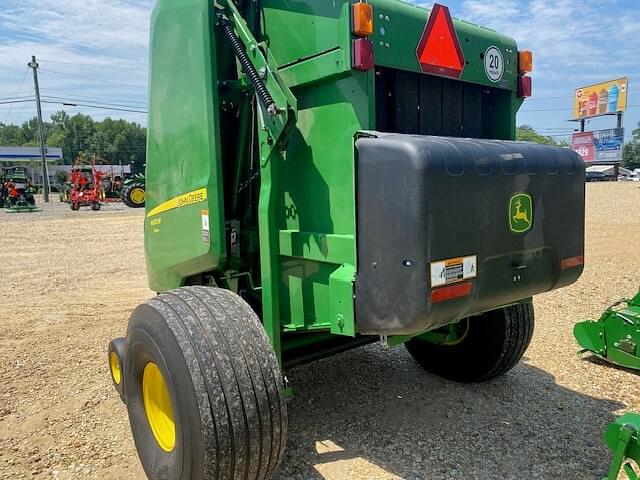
[355,133,585,335]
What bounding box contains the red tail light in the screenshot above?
[352,38,374,71]
[518,75,532,98]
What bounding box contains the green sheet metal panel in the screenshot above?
[370,0,519,90]
[277,73,371,331]
[263,0,519,90]
[145,0,226,292]
[261,1,351,66]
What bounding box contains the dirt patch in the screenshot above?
[1,183,639,479]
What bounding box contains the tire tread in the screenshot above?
[406,303,535,383]
[131,287,286,480]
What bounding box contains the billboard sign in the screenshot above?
[594,128,624,163]
[573,77,628,120]
[571,132,595,162]
[572,128,624,163]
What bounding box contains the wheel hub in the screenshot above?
[109,352,122,385]
[142,362,176,452]
[130,187,145,205]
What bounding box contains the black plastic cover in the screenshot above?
[355,133,585,335]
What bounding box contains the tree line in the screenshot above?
[622,123,640,170]
[517,123,640,170]
[0,111,146,173]
[1,114,638,173]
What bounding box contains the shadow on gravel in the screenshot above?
[275,344,624,480]
[583,354,640,377]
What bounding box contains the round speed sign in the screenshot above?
[484,46,504,83]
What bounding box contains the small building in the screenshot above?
[0,146,63,184]
[0,147,132,185]
[586,164,618,181]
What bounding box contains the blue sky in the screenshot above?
[1,0,639,142]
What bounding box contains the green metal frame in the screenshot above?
[605,413,640,480]
[144,0,525,365]
[574,290,640,371]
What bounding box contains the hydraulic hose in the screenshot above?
[218,16,278,116]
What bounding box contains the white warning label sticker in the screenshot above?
[430,255,477,287]
[201,210,210,244]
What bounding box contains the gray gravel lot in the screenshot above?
[1,183,639,479]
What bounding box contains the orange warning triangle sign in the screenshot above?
[416,4,465,78]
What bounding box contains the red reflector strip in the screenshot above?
[352,38,374,71]
[561,256,584,270]
[431,282,472,304]
[518,75,532,97]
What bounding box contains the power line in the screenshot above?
[39,68,147,89]
[0,95,34,102]
[42,96,147,111]
[38,59,141,72]
[523,95,574,102]
[520,105,640,113]
[3,69,29,124]
[0,99,34,105]
[0,100,146,114]
[40,88,147,105]
[41,100,147,114]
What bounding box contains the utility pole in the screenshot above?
[28,55,50,202]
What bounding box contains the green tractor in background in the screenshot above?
[121,172,145,208]
[3,167,40,213]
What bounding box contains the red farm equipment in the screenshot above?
[69,161,104,211]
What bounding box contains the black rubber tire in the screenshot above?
[406,303,535,383]
[122,183,145,208]
[70,202,80,211]
[91,202,101,211]
[123,286,287,480]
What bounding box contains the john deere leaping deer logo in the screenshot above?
[509,193,533,233]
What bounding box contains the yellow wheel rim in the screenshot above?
[142,362,176,452]
[130,187,145,205]
[110,352,122,385]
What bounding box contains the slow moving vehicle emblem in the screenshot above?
[509,193,533,233]
[416,3,465,78]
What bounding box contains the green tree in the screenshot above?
[0,123,26,145]
[53,170,68,186]
[0,111,146,172]
[516,125,568,147]
[622,122,640,170]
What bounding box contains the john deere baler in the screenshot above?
[108,2,585,478]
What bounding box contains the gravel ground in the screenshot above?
[0,183,639,480]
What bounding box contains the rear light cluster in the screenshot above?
[518,50,533,97]
[352,2,374,71]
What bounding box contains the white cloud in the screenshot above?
[0,0,152,125]
[460,0,640,83]
[455,0,640,138]
[1,0,638,136]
